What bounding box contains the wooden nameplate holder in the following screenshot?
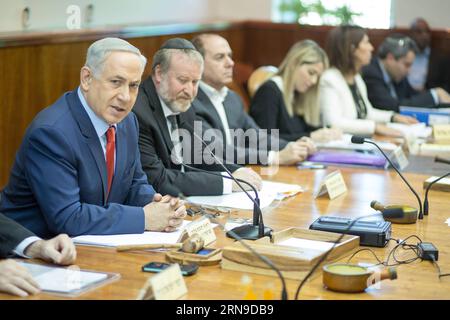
[221,228,359,281]
[165,247,222,266]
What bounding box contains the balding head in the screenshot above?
[410,18,431,51]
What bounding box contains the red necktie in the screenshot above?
[106,126,116,198]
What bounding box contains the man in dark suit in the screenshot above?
[191,34,316,166]
[362,34,450,112]
[408,18,450,92]
[0,213,76,297]
[0,38,186,238]
[133,38,262,197]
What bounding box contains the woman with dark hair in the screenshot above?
[319,25,417,136]
[250,40,341,142]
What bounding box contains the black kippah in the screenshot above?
[160,38,196,50]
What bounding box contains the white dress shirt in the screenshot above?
[199,81,232,145]
[199,81,276,165]
[13,236,41,258]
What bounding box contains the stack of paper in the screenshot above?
[316,134,398,152]
[72,221,190,247]
[186,181,304,210]
[387,122,432,139]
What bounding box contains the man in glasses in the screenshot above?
[362,33,450,112]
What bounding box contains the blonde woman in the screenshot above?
[319,26,417,136]
[249,40,341,142]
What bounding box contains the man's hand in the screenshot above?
[435,87,450,104]
[0,260,40,297]
[231,167,262,192]
[144,198,187,232]
[25,234,76,266]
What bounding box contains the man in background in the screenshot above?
[133,38,262,197]
[191,34,315,167]
[408,18,450,92]
[362,34,450,112]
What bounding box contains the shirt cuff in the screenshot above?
[267,151,276,166]
[222,173,233,194]
[13,236,41,258]
[430,89,439,105]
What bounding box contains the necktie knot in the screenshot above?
[106,126,116,143]
[167,115,178,133]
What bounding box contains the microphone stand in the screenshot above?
[179,123,272,240]
[351,136,424,219]
[423,155,450,215]
[173,189,288,300]
[181,163,272,240]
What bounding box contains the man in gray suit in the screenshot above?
[191,34,316,166]
[0,213,76,297]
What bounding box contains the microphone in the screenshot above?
[424,156,450,215]
[351,136,423,219]
[175,122,272,240]
[166,184,288,300]
[181,162,272,240]
[435,156,450,165]
[295,208,405,299]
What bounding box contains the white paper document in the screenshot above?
[445,218,450,227]
[277,238,335,252]
[186,181,303,210]
[387,122,432,139]
[316,134,398,152]
[19,262,110,294]
[72,220,190,247]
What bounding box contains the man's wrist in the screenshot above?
[23,239,43,259]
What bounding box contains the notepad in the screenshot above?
[19,262,118,296]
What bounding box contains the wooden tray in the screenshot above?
[166,248,222,266]
[221,228,359,280]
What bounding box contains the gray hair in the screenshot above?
[85,37,147,77]
[378,34,419,60]
[151,48,204,75]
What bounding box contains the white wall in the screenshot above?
[0,0,212,32]
[210,0,271,21]
[0,0,448,33]
[394,0,450,29]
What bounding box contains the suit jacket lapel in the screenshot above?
[222,92,237,129]
[67,90,108,202]
[142,78,174,152]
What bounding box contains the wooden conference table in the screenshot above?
[1,164,449,300]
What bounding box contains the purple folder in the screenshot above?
[307,151,387,168]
